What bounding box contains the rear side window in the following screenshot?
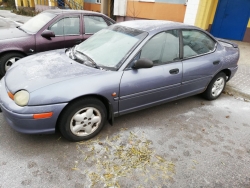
[182,30,216,58]
[84,16,108,34]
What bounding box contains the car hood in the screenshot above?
[5,49,103,93]
[0,27,30,40]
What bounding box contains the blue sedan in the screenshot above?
[0,20,239,141]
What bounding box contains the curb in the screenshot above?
[224,85,250,101]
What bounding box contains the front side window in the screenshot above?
[76,26,148,69]
[182,30,216,58]
[140,30,180,65]
[84,16,108,34]
[49,17,80,36]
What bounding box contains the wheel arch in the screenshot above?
[56,94,113,131]
[0,50,27,58]
[220,69,231,81]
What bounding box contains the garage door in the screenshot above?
[211,0,250,40]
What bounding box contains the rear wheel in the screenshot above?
[58,98,107,142]
[0,52,24,76]
[203,72,226,100]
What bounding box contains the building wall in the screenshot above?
[125,0,186,22]
[202,0,249,42]
[243,19,250,42]
[84,0,101,12]
[194,0,218,30]
[183,0,200,25]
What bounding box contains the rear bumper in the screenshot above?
[0,78,67,134]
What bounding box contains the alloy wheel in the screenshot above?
[70,107,101,137]
[5,57,21,71]
[211,77,225,97]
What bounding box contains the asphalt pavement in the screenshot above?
[0,94,250,188]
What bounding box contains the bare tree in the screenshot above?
[128,0,141,20]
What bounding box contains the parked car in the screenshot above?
[0,9,115,76]
[0,20,239,142]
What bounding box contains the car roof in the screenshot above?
[43,9,101,15]
[116,20,196,32]
[42,9,114,21]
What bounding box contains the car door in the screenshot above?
[35,14,82,52]
[82,15,109,41]
[35,15,66,53]
[180,29,221,97]
[119,30,182,115]
[63,15,83,48]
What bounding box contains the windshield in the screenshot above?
[76,26,148,69]
[20,12,56,33]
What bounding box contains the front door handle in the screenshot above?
[169,68,179,74]
[75,39,82,44]
[213,60,220,65]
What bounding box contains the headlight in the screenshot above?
[14,90,29,106]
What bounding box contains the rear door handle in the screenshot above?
[213,60,220,65]
[169,68,179,74]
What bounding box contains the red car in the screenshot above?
[0,10,115,76]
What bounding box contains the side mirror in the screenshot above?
[41,30,55,38]
[132,58,153,69]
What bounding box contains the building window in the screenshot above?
[96,0,101,4]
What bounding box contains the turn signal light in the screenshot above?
[33,112,53,119]
[8,92,14,100]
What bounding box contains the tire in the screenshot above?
[0,52,24,76]
[203,72,226,100]
[58,98,107,142]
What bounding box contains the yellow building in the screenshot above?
[15,0,84,11]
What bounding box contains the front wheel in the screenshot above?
[58,98,107,142]
[0,52,24,76]
[203,72,226,100]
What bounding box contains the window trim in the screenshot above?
[83,15,108,35]
[125,29,181,70]
[180,29,217,60]
[48,16,81,37]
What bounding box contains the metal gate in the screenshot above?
[211,0,250,40]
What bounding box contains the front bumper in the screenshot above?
[0,78,67,134]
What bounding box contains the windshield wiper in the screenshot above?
[75,50,102,69]
[17,26,27,33]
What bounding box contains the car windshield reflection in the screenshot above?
[76,26,148,69]
[20,12,56,34]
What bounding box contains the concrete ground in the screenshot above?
[224,41,250,100]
